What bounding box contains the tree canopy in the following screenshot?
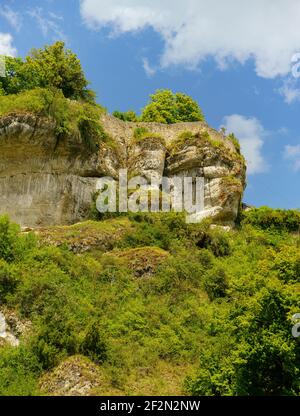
[112,89,204,124]
[112,110,138,122]
[140,89,204,124]
[0,41,95,102]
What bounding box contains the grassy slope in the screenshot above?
[0,210,299,396]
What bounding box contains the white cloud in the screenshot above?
[80,0,300,79]
[0,5,22,32]
[277,127,289,135]
[28,8,65,40]
[142,57,156,77]
[222,115,268,175]
[278,78,300,103]
[284,144,300,170]
[0,32,17,56]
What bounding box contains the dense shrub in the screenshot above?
[196,229,232,257]
[0,214,299,395]
[0,346,41,396]
[242,207,300,232]
[0,215,36,262]
[112,110,138,122]
[113,90,204,124]
[272,246,300,283]
[203,267,229,300]
[140,89,204,124]
[186,288,300,395]
[0,260,19,302]
[80,322,108,364]
[153,255,205,293]
[0,41,94,102]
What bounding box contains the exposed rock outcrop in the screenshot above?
[0,113,246,227]
[37,217,133,253]
[39,355,102,396]
[0,311,19,347]
[103,246,170,277]
[0,309,31,347]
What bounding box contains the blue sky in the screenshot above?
[0,0,300,209]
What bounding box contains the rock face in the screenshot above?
[0,311,20,347]
[39,355,102,396]
[0,113,246,227]
[0,308,32,348]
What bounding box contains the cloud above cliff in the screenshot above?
[80,0,300,79]
[222,115,268,175]
[0,33,16,56]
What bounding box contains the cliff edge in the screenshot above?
[0,112,246,227]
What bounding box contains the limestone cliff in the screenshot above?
[0,112,246,227]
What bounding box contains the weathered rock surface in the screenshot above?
[103,246,170,277]
[0,309,30,347]
[39,355,102,396]
[0,112,246,227]
[37,217,133,253]
[0,311,19,346]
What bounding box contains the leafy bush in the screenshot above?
[242,207,300,232]
[203,267,229,300]
[120,216,172,250]
[0,214,299,396]
[112,110,138,122]
[0,260,19,302]
[0,215,36,262]
[196,229,232,257]
[0,41,95,102]
[140,89,204,124]
[153,254,205,293]
[133,127,149,139]
[186,287,300,395]
[80,322,108,364]
[272,246,300,283]
[29,300,79,369]
[0,346,41,396]
[0,216,20,262]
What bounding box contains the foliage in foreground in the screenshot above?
[0,208,299,396]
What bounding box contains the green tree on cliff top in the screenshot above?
[0,41,95,102]
[140,89,204,124]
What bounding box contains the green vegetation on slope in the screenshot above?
[0,88,109,147]
[0,208,299,396]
